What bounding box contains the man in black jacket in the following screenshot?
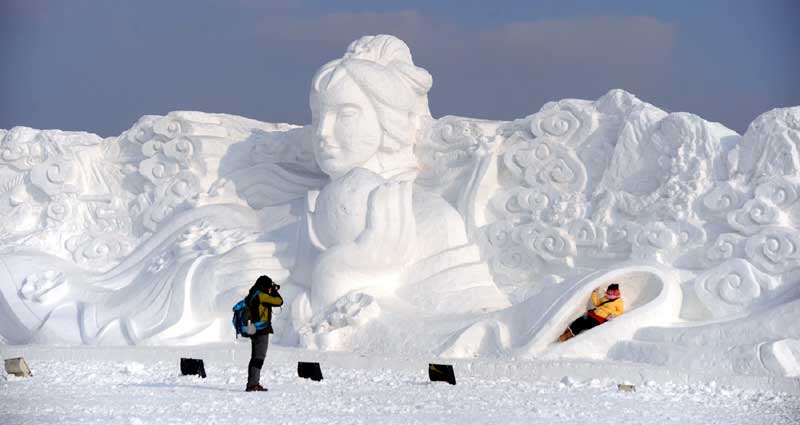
[245,275,283,392]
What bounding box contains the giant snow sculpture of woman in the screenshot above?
[294,35,509,315]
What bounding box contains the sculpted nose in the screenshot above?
[316,115,335,148]
[317,114,333,138]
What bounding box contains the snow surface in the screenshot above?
[1,345,799,425]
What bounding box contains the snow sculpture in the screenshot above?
[303,34,509,314]
[0,34,799,378]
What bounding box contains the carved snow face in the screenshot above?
[312,76,383,179]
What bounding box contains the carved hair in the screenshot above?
[311,35,433,153]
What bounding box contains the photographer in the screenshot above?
[244,275,283,392]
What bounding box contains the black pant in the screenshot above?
[247,333,269,387]
[568,315,602,336]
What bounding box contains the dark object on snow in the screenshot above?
[297,361,323,381]
[180,358,207,378]
[428,363,456,385]
[618,383,636,392]
[4,357,32,377]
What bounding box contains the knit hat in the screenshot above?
[606,283,620,299]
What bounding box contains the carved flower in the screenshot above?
[19,270,68,304]
[148,250,174,274]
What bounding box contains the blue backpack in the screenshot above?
[231,291,269,338]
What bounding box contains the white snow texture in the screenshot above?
[1,34,799,379]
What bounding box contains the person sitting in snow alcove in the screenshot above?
[558,283,624,342]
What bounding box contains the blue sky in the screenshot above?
[1,0,798,136]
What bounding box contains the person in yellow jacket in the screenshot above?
[245,275,283,392]
[558,283,624,342]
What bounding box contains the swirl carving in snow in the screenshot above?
[754,176,799,208]
[703,233,746,267]
[524,224,576,265]
[31,158,79,196]
[163,137,195,164]
[529,100,595,147]
[744,227,800,274]
[702,183,742,213]
[490,187,553,219]
[727,198,784,235]
[568,218,606,248]
[503,136,588,194]
[46,200,70,223]
[631,222,677,262]
[694,259,777,318]
[417,117,483,177]
[66,232,132,269]
[139,156,180,185]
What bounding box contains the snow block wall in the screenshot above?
[0,35,798,377]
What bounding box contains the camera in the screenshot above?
[269,283,281,292]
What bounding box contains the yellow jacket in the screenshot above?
[253,291,283,324]
[591,291,624,319]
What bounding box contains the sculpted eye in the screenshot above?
[339,108,359,120]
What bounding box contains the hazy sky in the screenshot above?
[2,0,798,136]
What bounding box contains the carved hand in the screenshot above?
[353,179,417,267]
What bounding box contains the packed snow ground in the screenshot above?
[2,346,798,425]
